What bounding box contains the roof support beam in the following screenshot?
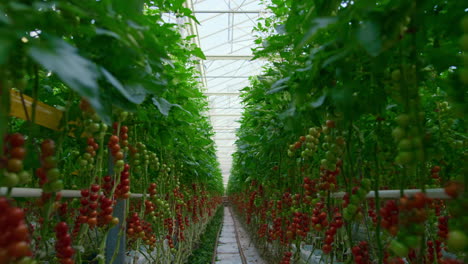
[210,114,242,117]
[206,76,250,78]
[184,0,207,88]
[205,92,241,96]
[204,55,254,60]
[193,10,269,14]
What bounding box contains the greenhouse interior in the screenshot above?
[0,0,467,264]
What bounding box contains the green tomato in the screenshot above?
[47,168,61,181]
[461,16,468,33]
[16,257,37,264]
[350,195,360,205]
[447,230,468,251]
[390,240,408,257]
[91,113,100,122]
[459,68,468,84]
[460,34,468,51]
[3,172,19,187]
[325,151,335,161]
[357,189,367,199]
[120,111,129,121]
[396,151,414,165]
[392,127,406,141]
[343,208,351,221]
[327,163,336,171]
[403,235,420,248]
[398,139,413,151]
[49,180,64,192]
[83,153,92,161]
[18,171,31,184]
[115,160,125,168]
[361,179,371,189]
[391,69,401,81]
[89,123,100,133]
[395,114,410,127]
[80,159,88,167]
[347,204,357,214]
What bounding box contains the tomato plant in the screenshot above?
[228,1,467,264]
[0,1,223,263]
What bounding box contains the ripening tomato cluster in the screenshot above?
[108,135,124,170]
[86,137,99,157]
[97,194,117,227]
[115,164,130,199]
[352,241,370,264]
[322,209,344,254]
[0,197,32,263]
[55,222,74,264]
[311,201,328,231]
[1,133,30,187]
[127,212,144,240]
[77,184,101,229]
[380,200,399,236]
[164,218,175,248]
[343,181,371,221]
[114,124,129,149]
[37,139,63,193]
[280,251,292,264]
[231,177,468,264]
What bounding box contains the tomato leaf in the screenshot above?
[28,37,109,122]
[152,96,190,116]
[357,20,382,57]
[192,47,206,60]
[100,68,147,104]
[267,77,290,94]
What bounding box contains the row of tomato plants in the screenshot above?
[228,1,466,264]
[1,104,223,264]
[0,1,224,263]
[230,122,465,264]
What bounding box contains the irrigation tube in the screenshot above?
[0,187,144,198]
[0,187,452,199]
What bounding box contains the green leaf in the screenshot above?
[0,8,11,24]
[267,77,290,94]
[310,94,326,108]
[357,20,381,57]
[28,38,107,120]
[296,17,337,50]
[192,47,206,60]
[0,31,13,65]
[95,28,121,40]
[152,96,188,116]
[100,68,147,104]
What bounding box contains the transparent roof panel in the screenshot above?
[179,0,270,186]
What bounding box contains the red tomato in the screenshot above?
[322,244,332,254]
[7,159,23,173]
[9,133,25,147]
[7,241,30,258]
[10,147,26,159]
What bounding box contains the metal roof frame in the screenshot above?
[184,0,268,185]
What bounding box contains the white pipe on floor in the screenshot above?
[0,187,450,199]
[0,187,143,198]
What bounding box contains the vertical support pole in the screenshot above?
[105,153,127,264]
[105,199,127,264]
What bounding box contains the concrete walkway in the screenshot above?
[215,207,266,264]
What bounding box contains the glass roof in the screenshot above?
[189,0,269,186]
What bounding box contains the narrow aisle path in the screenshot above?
[215,206,266,264]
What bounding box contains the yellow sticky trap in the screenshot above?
[9,89,63,131]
